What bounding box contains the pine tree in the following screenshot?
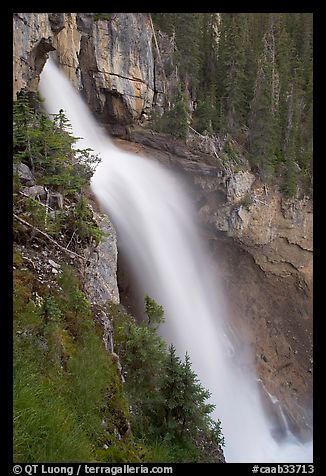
[179,353,215,440]
[13,93,100,195]
[160,344,185,439]
[159,348,217,443]
[151,13,312,196]
[173,13,202,93]
[249,19,280,181]
[223,14,250,133]
[145,295,165,329]
[193,99,214,135]
[13,91,37,173]
[165,85,188,140]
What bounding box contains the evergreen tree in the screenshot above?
[193,99,214,135]
[165,85,188,140]
[223,14,250,133]
[173,14,203,92]
[145,295,165,329]
[179,353,215,440]
[151,13,312,195]
[13,91,38,173]
[249,19,280,181]
[111,303,225,452]
[160,344,185,439]
[13,93,99,195]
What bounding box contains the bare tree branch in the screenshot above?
[13,213,93,262]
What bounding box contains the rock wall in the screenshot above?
[84,210,120,306]
[13,13,155,124]
[196,172,313,292]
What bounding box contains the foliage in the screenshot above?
[152,13,313,196]
[94,13,111,22]
[63,196,105,247]
[144,294,164,329]
[13,93,100,197]
[193,99,214,135]
[13,264,133,462]
[109,299,225,460]
[108,301,167,437]
[14,254,224,463]
[242,194,253,208]
[13,93,103,251]
[152,85,188,140]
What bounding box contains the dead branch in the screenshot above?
[13,213,93,262]
[18,191,55,211]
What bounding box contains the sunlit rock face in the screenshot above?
[13,13,155,123]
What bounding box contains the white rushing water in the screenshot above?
[39,58,313,463]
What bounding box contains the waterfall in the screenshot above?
[39,57,313,463]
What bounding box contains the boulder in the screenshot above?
[48,13,65,33]
[49,192,64,209]
[226,170,256,203]
[13,163,35,186]
[22,185,47,199]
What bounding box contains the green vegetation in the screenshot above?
[109,302,224,462]
[13,92,102,252]
[14,94,100,196]
[151,13,313,197]
[14,263,139,462]
[13,91,224,461]
[14,259,224,462]
[144,294,165,328]
[93,13,111,22]
[13,51,226,460]
[151,85,188,140]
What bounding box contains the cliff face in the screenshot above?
[195,171,313,291]
[13,13,155,124]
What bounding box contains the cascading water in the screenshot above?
[39,57,313,463]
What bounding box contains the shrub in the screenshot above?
[94,13,111,22]
[13,265,131,462]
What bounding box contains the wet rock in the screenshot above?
[31,37,56,77]
[14,13,155,122]
[79,13,155,124]
[76,13,94,34]
[13,13,53,96]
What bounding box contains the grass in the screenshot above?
[13,262,133,462]
[140,438,204,463]
[13,256,224,463]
